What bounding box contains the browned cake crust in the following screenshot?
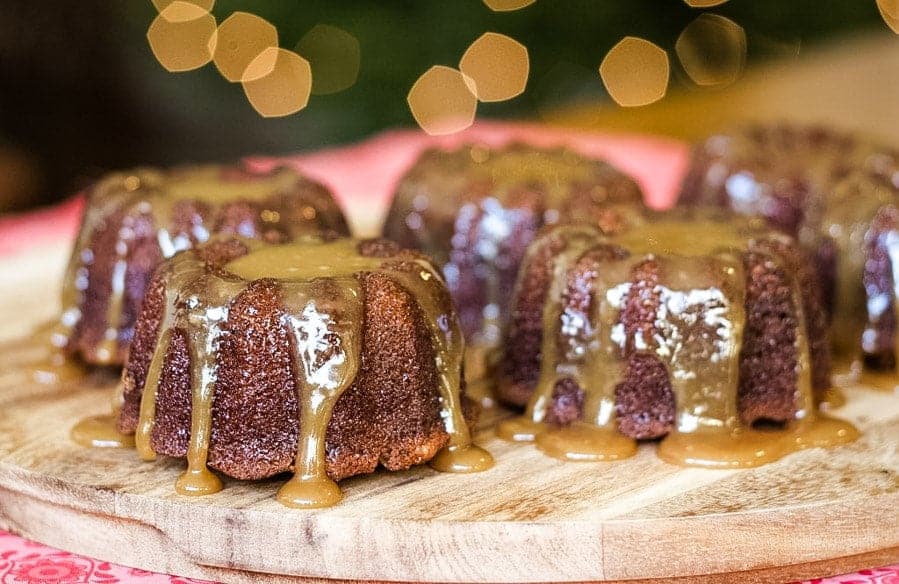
[118,238,475,482]
[498,222,827,439]
[63,164,349,366]
[383,144,645,342]
[738,248,804,423]
[679,123,899,370]
[863,205,899,370]
[501,227,570,406]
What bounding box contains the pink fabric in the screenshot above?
[0,122,895,582]
[0,531,212,583]
[0,531,895,583]
[0,196,83,255]
[247,119,688,213]
[0,121,687,256]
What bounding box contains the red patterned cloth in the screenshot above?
[0,532,211,583]
[0,531,896,583]
[0,123,895,583]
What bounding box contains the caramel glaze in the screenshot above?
[46,164,341,372]
[71,415,135,449]
[3,321,85,384]
[681,125,899,374]
[116,237,491,509]
[832,357,899,394]
[499,220,858,468]
[385,144,644,384]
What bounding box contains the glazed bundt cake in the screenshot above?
[680,123,899,372]
[116,235,492,508]
[54,164,349,367]
[383,143,645,376]
[497,215,857,468]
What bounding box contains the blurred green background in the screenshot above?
[0,1,892,210]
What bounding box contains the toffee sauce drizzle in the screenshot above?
[114,238,490,509]
[499,221,859,468]
[29,166,320,379]
[393,145,637,385]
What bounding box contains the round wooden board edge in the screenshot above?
[0,464,896,584]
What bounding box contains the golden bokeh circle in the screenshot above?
[295,24,362,95]
[878,0,899,33]
[242,48,313,118]
[482,0,537,11]
[599,37,669,107]
[213,12,279,83]
[147,2,217,73]
[682,0,729,7]
[676,14,746,87]
[407,66,478,136]
[152,0,215,12]
[459,32,529,103]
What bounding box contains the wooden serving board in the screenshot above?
[0,244,897,584]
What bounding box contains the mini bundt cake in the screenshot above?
[497,215,857,468]
[383,143,645,376]
[679,123,899,372]
[54,164,349,367]
[116,235,493,508]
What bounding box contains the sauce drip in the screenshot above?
[129,238,489,508]
[387,260,494,473]
[831,357,899,394]
[52,165,323,368]
[388,145,643,385]
[686,126,899,376]
[500,220,859,468]
[70,415,135,449]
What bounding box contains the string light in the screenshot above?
[213,12,279,83]
[459,32,529,102]
[599,37,669,107]
[242,48,313,117]
[295,24,362,95]
[147,2,217,73]
[407,66,478,135]
[676,14,746,87]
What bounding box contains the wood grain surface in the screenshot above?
[0,245,897,583]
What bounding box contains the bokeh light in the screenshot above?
[459,32,529,102]
[295,24,362,95]
[482,0,537,11]
[152,0,215,12]
[676,14,746,87]
[242,48,312,117]
[407,65,478,135]
[599,37,669,107]
[877,0,899,33]
[213,12,279,83]
[147,2,217,73]
[683,0,729,7]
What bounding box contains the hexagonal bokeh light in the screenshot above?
[242,48,313,118]
[213,12,279,83]
[682,0,729,7]
[147,2,217,73]
[482,0,537,12]
[152,0,215,12]
[599,37,669,107]
[676,14,747,87]
[407,65,478,135]
[878,0,899,33]
[295,24,362,95]
[459,32,529,102]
